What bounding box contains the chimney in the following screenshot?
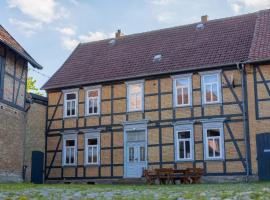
[201,15,208,23]
[115,29,123,39]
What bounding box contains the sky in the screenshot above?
[1,0,270,93]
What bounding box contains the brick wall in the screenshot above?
[0,102,25,182]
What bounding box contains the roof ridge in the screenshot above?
[80,9,261,47]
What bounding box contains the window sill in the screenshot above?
[174,105,192,109]
[204,158,224,161]
[202,102,222,107]
[175,159,194,163]
[85,114,100,117]
[127,110,144,114]
[84,164,100,167]
[63,116,78,119]
[62,164,77,168]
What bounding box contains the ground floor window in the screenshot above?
[62,134,77,166]
[174,123,194,161]
[203,122,224,160]
[84,132,100,165]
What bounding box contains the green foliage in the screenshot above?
[27,76,42,96]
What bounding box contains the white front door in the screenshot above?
[125,131,147,178]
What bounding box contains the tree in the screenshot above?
[27,76,43,96]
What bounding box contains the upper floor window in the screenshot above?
[201,72,222,104]
[127,81,144,112]
[173,75,192,107]
[85,87,100,116]
[174,123,194,161]
[62,134,77,166]
[203,122,224,160]
[84,132,100,165]
[63,89,78,117]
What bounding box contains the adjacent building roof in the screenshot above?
[0,25,42,69]
[43,9,270,90]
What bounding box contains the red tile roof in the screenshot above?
[0,25,42,69]
[43,9,270,90]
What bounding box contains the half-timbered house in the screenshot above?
[0,25,46,182]
[42,9,270,182]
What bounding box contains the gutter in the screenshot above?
[237,62,251,182]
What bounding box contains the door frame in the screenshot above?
[123,119,149,178]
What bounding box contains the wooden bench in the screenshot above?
[143,169,157,185]
[185,168,204,184]
[155,168,174,184]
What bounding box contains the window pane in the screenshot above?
[67,102,71,116]
[70,148,74,163]
[183,87,189,104]
[66,140,75,146]
[204,74,217,83]
[179,141,184,159]
[207,129,220,137]
[178,131,190,139]
[140,146,145,161]
[93,147,97,163]
[205,84,212,102]
[208,139,214,157]
[214,138,220,157]
[130,94,137,110]
[88,90,98,97]
[129,147,134,162]
[176,79,188,87]
[177,88,183,105]
[130,84,141,93]
[66,93,76,100]
[185,140,191,158]
[88,138,97,145]
[88,147,92,163]
[212,83,218,101]
[66,150,70,163]
[71,101,75,115]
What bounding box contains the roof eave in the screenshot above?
[42,61,238,91]
[0,40,43,70]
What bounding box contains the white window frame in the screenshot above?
[63,89,79,118]
[84,132,100,166]
[174,123,194,161]
[126,80,144,112]
[84,86,101,116]
[62,134,77,166]
[201,71,222,105]
[203,122,224,160]
[172,74,193,107]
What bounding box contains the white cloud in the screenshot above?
[9,18,42,37]
[78,31,113,43]
[56,27,76,36]
[228,0,270,13]
[61,37,79,51]
[156,11,175,23]
[60,31,114,51]
[147,0,175,6]
[7,0,69,23]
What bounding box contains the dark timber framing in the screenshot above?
[45,65,249,181]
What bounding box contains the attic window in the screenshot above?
[196,23,205,30]
[108,39,116,46]
[153,54,162,63]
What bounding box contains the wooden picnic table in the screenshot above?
[143,167,204,185]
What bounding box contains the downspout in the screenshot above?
[237,63,250,182]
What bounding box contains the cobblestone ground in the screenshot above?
[0,182,270,200]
